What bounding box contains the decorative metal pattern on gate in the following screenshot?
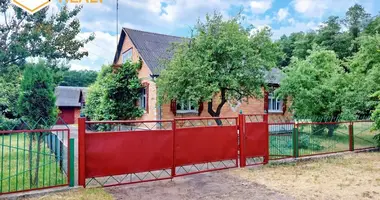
[174,117,238,176]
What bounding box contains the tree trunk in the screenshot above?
[28,133,33,187]
[207,89,227,126]
[33,133,42,186]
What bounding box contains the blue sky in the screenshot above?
[53,0,380,71]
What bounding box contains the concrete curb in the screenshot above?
[0,186,82,200]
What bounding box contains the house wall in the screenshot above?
[161,93,292,121]
[116,32,158,120]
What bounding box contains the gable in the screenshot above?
[114,28,185,75]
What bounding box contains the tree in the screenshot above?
[343,4,371,52]
[85,62,144,121]
[315,16,352,60]
[0,3,94,72]
[343,34,380,118]
[59,70,98,87]
[292,31,316,59]
[364,15,380,35]
[157,13,281,124]
[344,4,371,39]
[17,61,57,187]
[276,48,348,135]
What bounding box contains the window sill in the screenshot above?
[268,110,283,114]
[177,110,198,114]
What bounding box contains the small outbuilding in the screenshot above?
[55,86,87,124]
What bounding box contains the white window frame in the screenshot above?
[122,48,133,63]
[139,88,147,110]
[268,92,283,113]
[176,100,197,114]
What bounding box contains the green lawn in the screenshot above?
[0,133,66,194]
[269,122,378,159]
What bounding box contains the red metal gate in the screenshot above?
[239,114,269,167]
[78,117,240,188]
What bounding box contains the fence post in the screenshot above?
[263,114,269,164]
[78,117,86,187]
[293,124,299,158]
[238,114,246,168]
[349,122,354,151]
[69,138,75,187]
[171,119,176,178]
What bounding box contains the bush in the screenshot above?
[17,62,57,127]
[0,115,18,130]
[85,62,144,121]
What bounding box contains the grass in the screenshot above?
[269,122,378,159]
[0,133,66,194]
[25,188,113,200]
[233,152,380,200]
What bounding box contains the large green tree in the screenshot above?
[157,13,281,123]
[85,62,144,121]
[276,48,347,120]
[0,2,94,71]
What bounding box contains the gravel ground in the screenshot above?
[105,170,293,200]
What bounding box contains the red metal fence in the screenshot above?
[77,115,378,188]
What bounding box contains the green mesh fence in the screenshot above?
[269,123,294,159]
[353,121,379,150]
[269,120,378,160]
[296,122,351,156]
[0,130,69,194]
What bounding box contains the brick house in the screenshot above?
[113,28,292,121]
[55,86,87,124]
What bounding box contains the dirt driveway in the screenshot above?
[105,170,292,200]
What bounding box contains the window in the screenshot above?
[139,88,147,110]
[268,92,283,113]
[122,48,133,63]
[176,100,197,113]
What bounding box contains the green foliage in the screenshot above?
[59,70,98,87]
[277,48,347,119]
[0,66,23,119]
[371,92,380,147]
[0,3,94,72]
[17,62,57,127]
[157,12,281,118]
[85,63,143,120]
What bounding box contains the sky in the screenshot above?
[50,0,380,71]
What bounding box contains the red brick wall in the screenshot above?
[74,108,81,124]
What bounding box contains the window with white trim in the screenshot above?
[268,92,283,113]
[122,48,133,63]
[176,100,197,113]
[139,88,147,110]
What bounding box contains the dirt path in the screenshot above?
[105,170,293,200]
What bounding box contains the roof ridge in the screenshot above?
[123,27,185,39]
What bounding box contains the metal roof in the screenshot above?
[55,86,87,107]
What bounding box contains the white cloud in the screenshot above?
[250,0,273,13]
[272,20,318,39]
[277,8,289,21]
[292,0,328,18]
[288,18,295,24]
[291,0,376,18]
